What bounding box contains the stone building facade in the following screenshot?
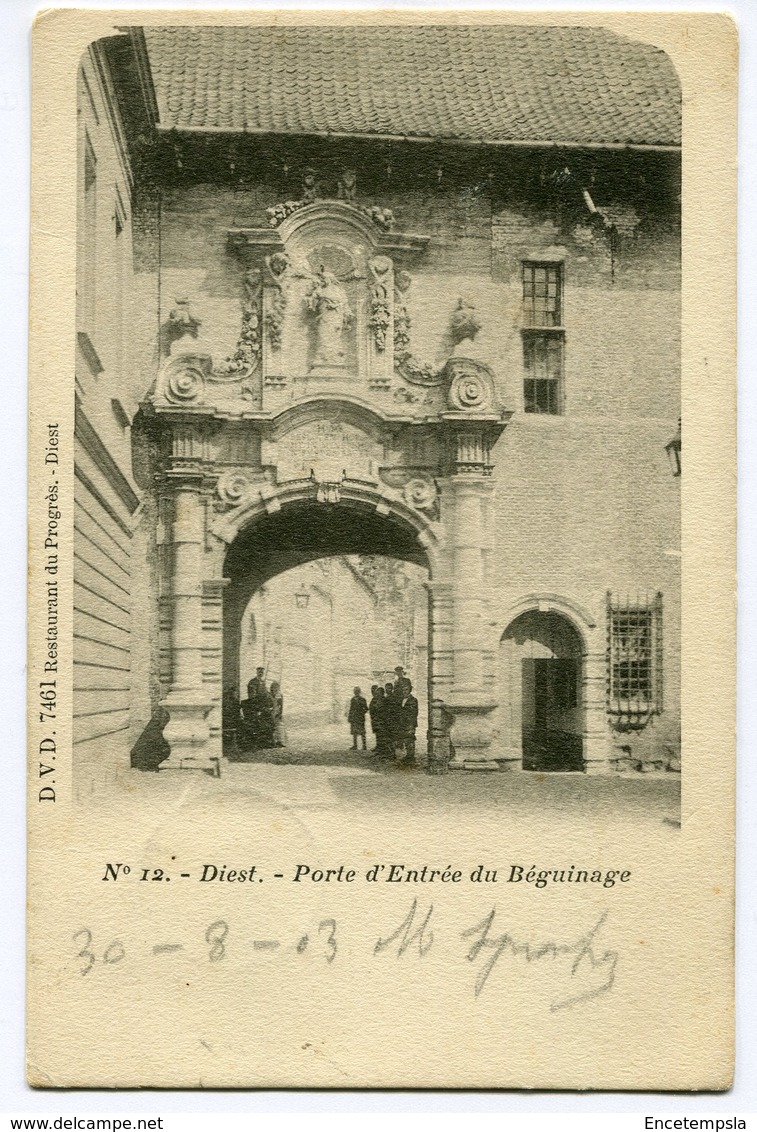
[73,24,681,794]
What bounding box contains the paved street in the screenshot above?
[119,720,681,836]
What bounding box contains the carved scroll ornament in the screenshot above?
[156,354,213,406]
[403,476,437,513]
[446,358,495,413]
[216,470,252,506]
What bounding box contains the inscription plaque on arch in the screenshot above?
[276,419,381,483]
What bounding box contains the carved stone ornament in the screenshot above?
[393,386,432,406]
[403,477,437,513]
[337,168,357,203]
[310,468,346,504]
[301,166,319,203]
[214,269,262,379]
[392,271,444,387]
[266,199,305,228]
[216,470,252,506]
[159,354,212,405]
[450,298,482,346]
[168,297,202,341]
[266,190,396,234]
[361,205,396,233]
[304,264,354,368]
[446,358,495,413]
[393,279,449,388]
[368,256,393,352]
[264,253,290,350]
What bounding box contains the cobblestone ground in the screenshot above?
[119,717,681,839]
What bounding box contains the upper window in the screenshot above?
[523,333,562,414]
[522,262,562,327]
[522,262,564,415]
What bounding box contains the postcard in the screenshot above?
[27,9,736,1088]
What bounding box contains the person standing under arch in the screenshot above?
[270,680,286,748]
[241,666,274,749]
[382,681,398,757]
[395,680,419,766]
[347,687,368,751]
[393,666,412,699]
[368,685,384,754]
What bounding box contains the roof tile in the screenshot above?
[143,25,681,148]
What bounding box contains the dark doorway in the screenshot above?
[500,609,585,772]
[522,656,583,771]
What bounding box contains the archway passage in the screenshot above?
[224,500,428,585]
[222,500,431,766]
[500,611,585,772]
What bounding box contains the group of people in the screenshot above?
[238,667,286,750]
[348,667,419,764]
[236,663,419,763]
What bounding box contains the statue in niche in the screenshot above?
[301,166,319,203]
[304,264,354,368]
[337,168,357,203]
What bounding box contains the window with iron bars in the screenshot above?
[606,593,664,728]
[522,262,564,415]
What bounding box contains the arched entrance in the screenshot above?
[145,393,509,771]
[221,496,432,762]
[499,610,585,772]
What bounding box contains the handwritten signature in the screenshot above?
[73,902,618,1010]
[376,900,618,1011]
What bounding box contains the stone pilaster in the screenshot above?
[445,424,499,769]
[160,473,217,772]
[424,579,452,764]
[202,578,230,760]
[582,650,611,774]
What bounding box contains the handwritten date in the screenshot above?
[72,902,617,1011]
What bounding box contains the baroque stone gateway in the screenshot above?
[73,24,681,791]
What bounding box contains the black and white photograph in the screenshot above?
[24,9,736,1093]
[73,22,681,808]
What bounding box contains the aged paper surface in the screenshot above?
[27,9,735,1089]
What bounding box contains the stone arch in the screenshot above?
[497,608,586,772]
[276,200,386,249]
[500,593,596,651]
[212,475,443,577]
[218,484,438,752]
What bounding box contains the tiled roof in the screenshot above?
[142,25,681,149]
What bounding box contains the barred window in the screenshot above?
[607,593,663,723]
[522,263,562,327]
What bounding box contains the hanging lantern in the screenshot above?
[665,419,681,477]
[295,586,310,610]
